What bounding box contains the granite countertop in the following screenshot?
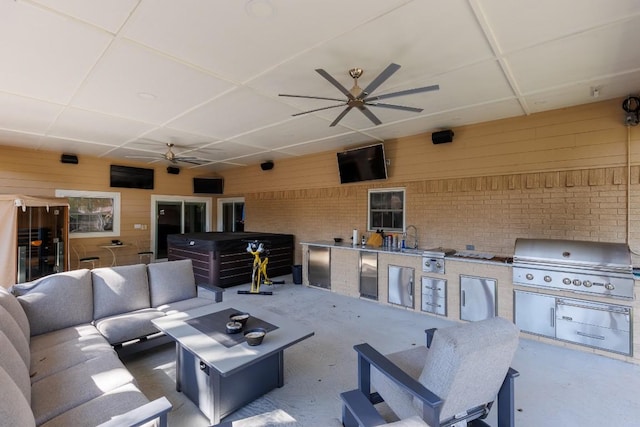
[300,241,512,265]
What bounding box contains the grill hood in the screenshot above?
[513,238,632,272]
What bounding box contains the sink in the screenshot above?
[399,248,423,255]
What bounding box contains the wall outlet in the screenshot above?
[466,244,475,250]
[134,224,142,229]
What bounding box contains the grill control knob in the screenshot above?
[424,261,431,268]
[525,273,534,280]
[544,275,552,282]
[562,278,571,285]
[583,280,592,287]
[572,279,582,286]
[435,262,442,269]
[605,283,615,290]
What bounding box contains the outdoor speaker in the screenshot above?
[167,166,180,175]
[60,154,78,164]
[431,129,454,144]
[260,160,274,171]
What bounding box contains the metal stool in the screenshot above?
[71,245,100,269]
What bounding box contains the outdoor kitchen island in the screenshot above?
[300,241,640,364]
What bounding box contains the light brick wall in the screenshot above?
[246,166,638,264]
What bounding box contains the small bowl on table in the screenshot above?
[244,328,266,346]
[229,312,250,326]
[225,321,243,334]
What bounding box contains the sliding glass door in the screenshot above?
[217,197,245,232]
[152,196,211,260]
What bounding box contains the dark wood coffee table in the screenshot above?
[152,302,314,425]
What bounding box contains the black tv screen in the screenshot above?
[110,165,154,189]
[193,177,224,194]
[337,143,388,184]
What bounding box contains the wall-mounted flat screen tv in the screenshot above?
[110,165,154,189]
[193,177,224,194]
[337,143,388,184]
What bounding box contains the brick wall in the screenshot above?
[245,166,639,263]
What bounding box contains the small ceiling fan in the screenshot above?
[126,142,207,165]
[279,63,439,127]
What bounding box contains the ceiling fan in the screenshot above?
[126,142,207,165]
[279,63,439,127]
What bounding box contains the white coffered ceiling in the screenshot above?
[1,0,639,171]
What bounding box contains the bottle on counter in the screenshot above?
[361,235,366,246]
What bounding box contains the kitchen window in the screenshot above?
[368,188,405,232]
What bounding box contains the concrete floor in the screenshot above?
[124,278,640,426]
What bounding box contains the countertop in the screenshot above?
[300,240,512,265]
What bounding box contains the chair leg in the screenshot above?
[497,368,519,427]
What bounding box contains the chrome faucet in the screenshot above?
[405,225,418,249]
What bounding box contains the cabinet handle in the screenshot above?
[461,290,466,307]
[576,331,605,341]
[408,279,413,296]
[423,302,440,307]
[550,307,555,327]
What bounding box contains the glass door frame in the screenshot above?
[151,195,212,261]
[216,197,245,231]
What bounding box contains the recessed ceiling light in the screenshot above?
[137,92,157,100]
[245,0,275,18]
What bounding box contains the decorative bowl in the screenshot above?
[229,312,250,326]
[244,328,266,346]
[225,321,243,334]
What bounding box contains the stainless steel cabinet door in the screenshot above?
[308,247,330,289]
[460,275,496,321]
[388,265,414,308]
[360,252,378,299]
[514,290,556,338]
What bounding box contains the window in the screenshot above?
[368,188,405,232]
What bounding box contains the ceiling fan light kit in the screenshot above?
[279,63,439,127]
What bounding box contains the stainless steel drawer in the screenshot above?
[421,277,446,316]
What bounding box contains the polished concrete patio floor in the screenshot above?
[124,277,640,426]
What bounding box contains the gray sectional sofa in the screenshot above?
[0,259,221,427]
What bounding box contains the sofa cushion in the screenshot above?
[92,264,151,319]
[30,324,104,353]
[0,286,30,340]
[30,332,114,383]
[417,317,519,421]
[40,383,152,427]
[147,259,197,307]
[155,296,214,315]
[0,366,35,427]
[31,354,134,425]
[370,345,429,420]
[95,308,165,345]
[0,331,30,404]
[0,305,30,367]
[13,269,93,336]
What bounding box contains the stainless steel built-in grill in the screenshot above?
[512,238,635,300]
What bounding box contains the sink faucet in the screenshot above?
[405,225,418,249]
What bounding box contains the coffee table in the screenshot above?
[151,302,314,425]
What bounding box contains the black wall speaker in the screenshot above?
[167,166,180,175]
[260,160,274,171]
[431,129,454,144]
[60,154,78,164]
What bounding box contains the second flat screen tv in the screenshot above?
[110,165,154,189]
[337,143,388,184]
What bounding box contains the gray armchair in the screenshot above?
[341,317,520,427]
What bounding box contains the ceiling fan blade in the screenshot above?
[315,68,355,100]
[358,106,382,126]
[177,158,207,165]
[365,84,439,102]
[329,107,353,127]
[292,103,347,117]
[366,102,424,113]
[279,94,346,102]
[358,63,401,98]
